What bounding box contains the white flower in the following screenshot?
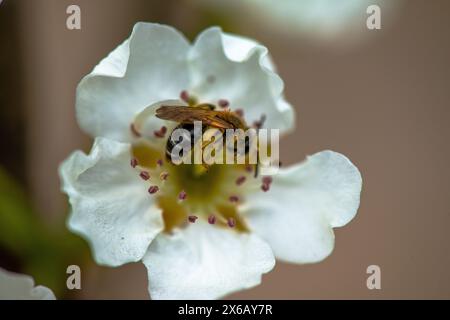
[0,267,55,300]
[59,23,362,299]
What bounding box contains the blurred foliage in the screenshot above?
[0,166,89,298]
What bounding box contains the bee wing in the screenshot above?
[156,106,233,129]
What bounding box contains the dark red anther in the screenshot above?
[130,158,138,168]
[160,172,169,181]
[227,217,236,228]
[157,159,163,167]
[178,190,187,201]
[236,176,246,186]
[262,176,273,185]
[218,99,229,108]
[245,165,253,173]
[261,183,270,192]
[180,90,190,103]
[148,186,159,194]
[234,109,244,118]
[188,215,198,223]
[154,126,167,138]
[229,195,239,203]
[139,171,150,180]
[208,215,216,225]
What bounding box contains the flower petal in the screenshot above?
[0,268,55,300]
[241,150,362,264]
[143,221,275,299]
[59,137,164,266]
[189,27,294,133]
[76,22,191,142]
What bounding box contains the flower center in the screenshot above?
[129,91,274,234]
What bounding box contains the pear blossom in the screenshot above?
[59,23,362,299]
[0,267,55,300]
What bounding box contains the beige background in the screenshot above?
[1,0,449,299]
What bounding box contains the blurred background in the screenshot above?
[0,0,449,299]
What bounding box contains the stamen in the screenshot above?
[218,99,229,108]
[148,186,159,194]
[180,90,190,103]
[227,217,236,228]
[208,214,216,225]
[178,190,187,201]
[253,114,267,129]
[139,171,150,181]
[261,183,270,192]
[154,126,167,138]
[245,165,253,173]
[236,176,246,186]
[157,159,163,167]
[229,195,239,203]
[234,109,244,118]
[262,176,273,185]
[130,123,141,137]
[188,215,198,223]
[159,172,169,181]
[130,158,138,168]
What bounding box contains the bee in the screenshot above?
[155,103,260,177]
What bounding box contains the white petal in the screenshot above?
[59,137,164,266]
[189,27,294,134]
[143,221,275,300]
[76,22,190,142]
[0,268,55,300]
[242,150,362,264]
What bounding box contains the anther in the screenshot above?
[261,183,270,192]
[157,159,163,167]
[227,217,236,228]
[130,158,139,168]
[236,176,246,186]
[180,90,190,103]
[229,195,239,203]
[262,176,273,185]
[148,186,159,194]
[188,215,198,223]
[178,190,187,201]
[234,109,244,118]
[139,171,150,180]
[130,123,141,137]
[154,126,167,138]
[159,172,169,181]
[245,165,253,173]
[218,99,229,108]
[208,214,216,225]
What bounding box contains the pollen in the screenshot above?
[139,171,150,180]
[148,185,159,194]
